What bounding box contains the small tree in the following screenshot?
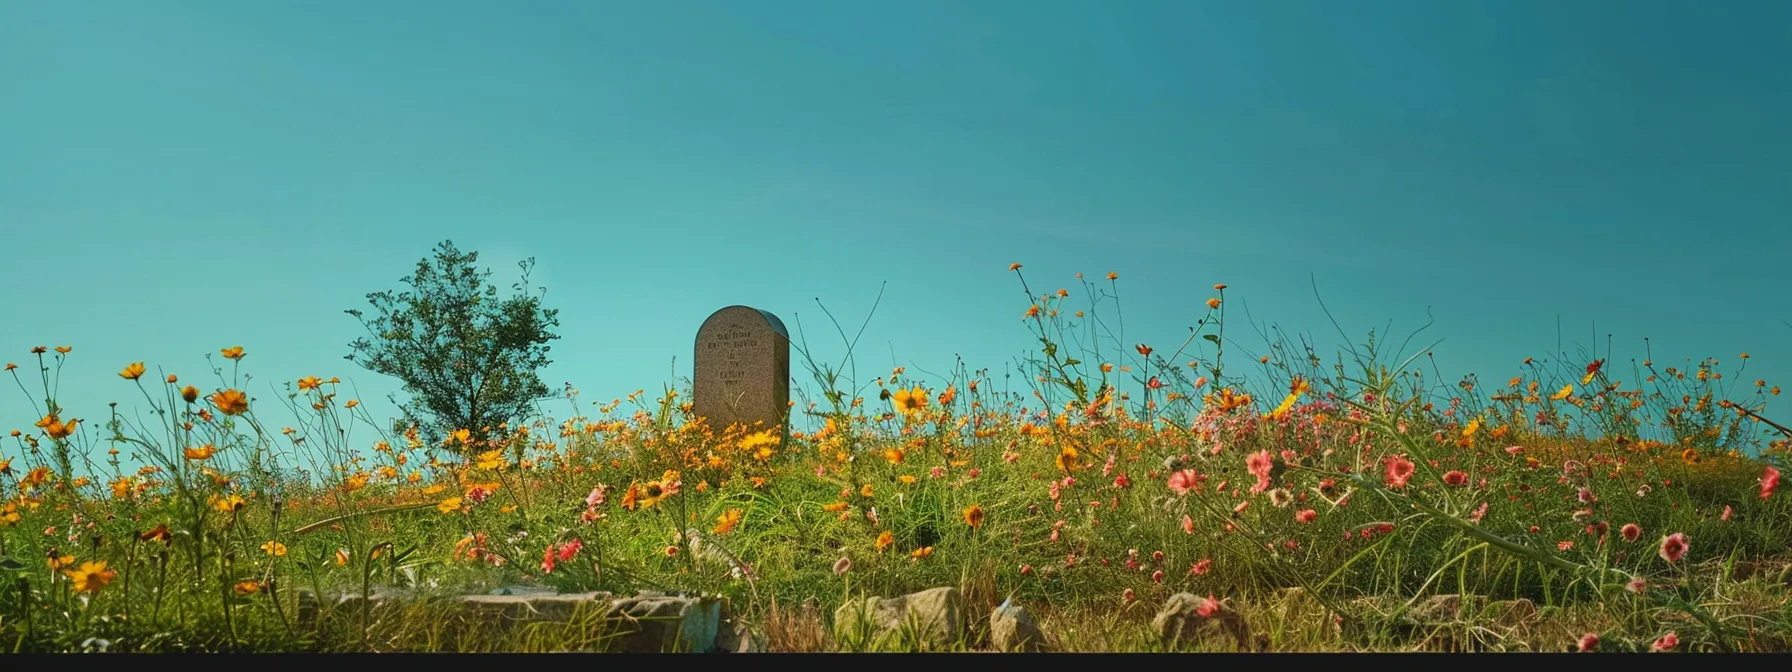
[345,240,561,451]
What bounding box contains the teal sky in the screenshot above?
[3,1,1790,453]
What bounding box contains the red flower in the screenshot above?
[1621,523,1642,542]
[1294,509,1317,524]
[1136,344,1153,358]
[1384,455,1415,489]
[1578,633,1599,652]
[1659,532,1689,563]
[1442,470,1468,487]
[1650,632,1678,652]
[1586,360,1604,375]
[1763,466,1781,500]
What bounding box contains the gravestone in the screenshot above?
[693,306,791,439]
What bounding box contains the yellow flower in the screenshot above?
[713,508,743,535]
[822,501,849,513]
[860,483,874,498]
[1551,385,1573,401]
[119,362,146,380]
[64,561,116,593]
[335,548,351,566]
[437,497,463,514]
[184,444,217,460]
[260,541,287,557]
[211,494,246,512]
[891,387,929,415]
[898,475,917,485]
[882,447,906,465]
[220,346,246,360]
[475,449,506,470]
[48,554,76,571]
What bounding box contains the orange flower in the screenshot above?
[1206,297,1221,309]
[184,444,217,460]
[298,376,322,392]
[181,386,200,403]
[1213,283,1227,291]
[166,374,178,383]
[55,346,71,354]
[910,546,934,559]
[1106,272,1118,281]
[963,504,985,529]
[119,362,146,380]
[1136,344,1153,358]
[221,346,245,360]
[1008,263,1022,271]
[875,529,895,551]
[210,389,249,415]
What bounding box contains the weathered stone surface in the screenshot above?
[458,591,610,622]
[833,587,967,650]
[603,591,726,653]
[693,306,791,438]
[1152,593,1253,651]
[989,598,1046,652]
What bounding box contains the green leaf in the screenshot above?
[1202,334,1221,345]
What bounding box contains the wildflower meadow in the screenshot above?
[1,266,1788,654]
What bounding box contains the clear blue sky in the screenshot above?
[3,1,1790,453]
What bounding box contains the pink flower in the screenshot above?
[1626,576,1646,593]
[1578,633,1599,652]
[1181,514,1195,535]
[1167,469,1202,496]
[1443,470,1468,487]
[930,466,946,479]
[1246,450,1275,493]
[1659,532,1689,563]
[1190,558,1212,576]
[1504,445,1524,455]
[1469,502,1489,524]
[585,486,608,508]
[1019,564,1032,575]
[1650,632,1678,652]
[1578,488,1596,504]
[1121,588,1135,602]
[1294,509,1317,524]
[1763,466,1781,499]
[1721,505,1733,521]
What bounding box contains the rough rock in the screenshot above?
[602,591,726,653]
[988,598,1047,652]
[1152,592,1253,651]
[1481,598,1537,627]
[833,587,967,650]
[1407,594,1488,624]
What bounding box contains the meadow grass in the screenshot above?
[1,272,1787,653]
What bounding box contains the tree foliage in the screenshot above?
[345,240,561,450]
